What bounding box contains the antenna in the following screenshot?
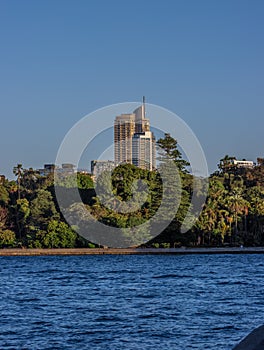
[143,96,146,118]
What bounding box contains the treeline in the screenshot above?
[1,136,264,248]
[194,158,264,247]
[0,169,95,248]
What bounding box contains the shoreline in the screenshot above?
[1,247,264,256]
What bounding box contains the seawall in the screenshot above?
[1,247,264,256]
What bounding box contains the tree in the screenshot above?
[54,173,93,189]
[0,229,16,247]
[0,184,9,206]
[245,187,264,244]
[218,155,236,173]
[29,189,59,230]
[13,164,23,200]
[195,178,229,245]
[13,198,30,241]
[43,220,77,248]
[154,134,192,245]
[0,206,8,231]
[257,158,264,167]
[157,133,190,172]
[77,173,94,189]
[225,187,249,245]
[21,167,44,196]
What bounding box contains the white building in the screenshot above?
[231,159,254,168]
[132,131,156,171]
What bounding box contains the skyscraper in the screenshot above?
[132,131,156,170]
[114,113,135,164]
[114,98,156,171]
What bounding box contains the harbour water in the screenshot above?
[0,254,263,349]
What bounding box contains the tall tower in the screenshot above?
[114,98,156,170]
[133,96,150,133]
[132,131,156,171]
[114,113,135,164]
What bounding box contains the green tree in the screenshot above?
[153,134,191,246]
[21,167,45,196]
[225,187,249,245]
[0,229,16,247]
[13,164,23,200]
[0,184,9,206]
[0,206,8,231]
[55,173,93,189]
[218,155,236,173]
[157,133,190,171]
[29,189,59,230]
[43,220,77,248]
[245,187,264,244]
[13,198,30,241]
[77,173,94,189]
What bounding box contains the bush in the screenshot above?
[152,243,160,248]
[0,230,16,247]
[161,242,170,248]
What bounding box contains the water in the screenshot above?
[0,254,263,350]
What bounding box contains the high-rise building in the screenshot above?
[114,114,136,164]
[133,104,150,133]
[132,131,156,170]
[114,98,156,171]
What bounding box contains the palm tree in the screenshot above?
[195,198,218,246]
[217,209,231,244]
[226,187,249,245]
[218,155,236,173]
[13,164,23,200]
[246,187,264,244]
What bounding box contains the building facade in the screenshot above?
[219,158,254,170]
[232,159,254,168]
[114,100,156,171]
[37,164,56,177]
[132,131,156,170]
[114,114,136,164]
[91,160,115,180]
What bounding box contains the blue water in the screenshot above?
[0,254,263,350]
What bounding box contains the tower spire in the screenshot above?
[143,96,146,118]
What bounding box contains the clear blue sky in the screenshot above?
[1,0,264,178]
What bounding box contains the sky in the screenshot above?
[0,0,264,178]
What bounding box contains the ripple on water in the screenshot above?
[0,254,263,350]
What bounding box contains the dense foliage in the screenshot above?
[1,141,264,248]
[0,170,95,248]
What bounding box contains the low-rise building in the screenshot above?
[91,160,115,180]
[219,157,254,171]
[232,159,254,168]
[61,163,76,174]
[38,164,56,176]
